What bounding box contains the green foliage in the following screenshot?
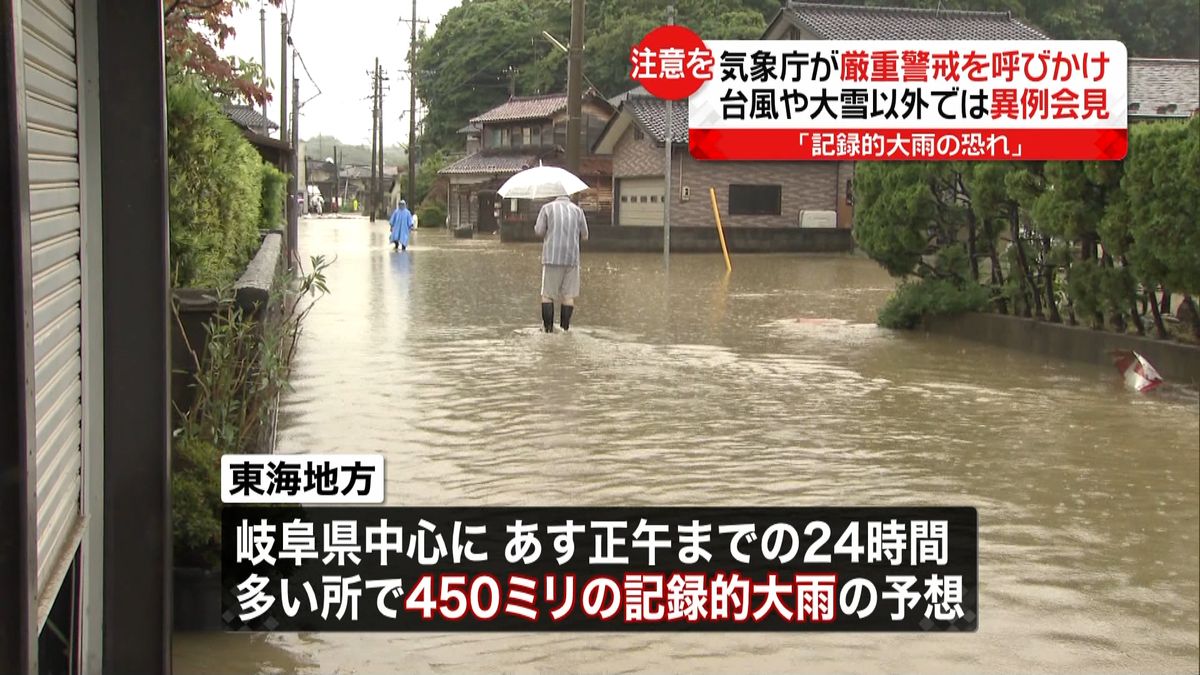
[172,435,222,568]
[413,0,769,149]
[852,162,936,277]
[259,162,287,230]
[877,278,990,330]
[418,202,447,229]
[415,149,451,205]
[1121,117,1200,295]
[1066,259,1139,328]
[167,75,265,288]
[172,256,332,569]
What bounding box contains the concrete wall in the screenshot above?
[612,132,840,229]
[923,312,1200,386]
[170,232,284,437]
[501,222,854,253]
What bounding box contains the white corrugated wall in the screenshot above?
[21,0,84,612]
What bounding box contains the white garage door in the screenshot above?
[618,177,664,226]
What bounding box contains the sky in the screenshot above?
[220,0,459,151]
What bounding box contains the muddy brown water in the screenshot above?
[174,217,1199,674]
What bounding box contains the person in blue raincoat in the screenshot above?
[389,200,414,251]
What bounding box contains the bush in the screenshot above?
[167,75,264,288]
[172,256,332,569]
[259,162,288,230]
[418,202,446,228]
[878,278,990,330]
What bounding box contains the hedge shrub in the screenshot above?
[878,278,990,330]
[418,201,446,228]
[259,161,288,230]
[167,76,264,288]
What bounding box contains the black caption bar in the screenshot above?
[221,507,977,632]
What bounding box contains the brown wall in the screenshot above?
[612,132,839,228]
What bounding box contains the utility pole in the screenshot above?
[333,146,340,210]
[289,74,299,265]
[279,11,288,141]
[663,4,674,265]
[378,65,386,218]
[565,0,585,172]
[370,58,379,221]
[260,1,268,134]
[506,65,517,98]
[402,2,426,205]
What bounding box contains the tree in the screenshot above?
[1121,117,1200,337]
[164,0,282,105]
[412,0,769,150]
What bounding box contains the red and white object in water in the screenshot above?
[1110,350,1163,393]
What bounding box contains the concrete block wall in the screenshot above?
[501,221,854,253]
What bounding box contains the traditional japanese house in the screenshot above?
[764,2,1051,232]
[439,92,616,234]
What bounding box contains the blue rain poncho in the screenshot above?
[389,204,414,246]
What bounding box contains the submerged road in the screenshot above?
[176,216,1199,673]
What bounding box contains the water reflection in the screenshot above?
[176,217,1199,674]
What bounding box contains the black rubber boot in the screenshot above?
[560,305,574,331]
[541,302,555,332]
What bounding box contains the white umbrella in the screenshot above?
[497,164,588,200]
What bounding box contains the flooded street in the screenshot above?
[176,216,1199,673]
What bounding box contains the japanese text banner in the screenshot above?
[223,506,978,632]
[687,40,1128,161]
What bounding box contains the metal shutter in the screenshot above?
[21,0,84,601]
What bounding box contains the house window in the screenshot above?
[523,127,532,146]
[621,195,628,202]
[728,184,782,215]
[489,128,501,148]
[501,127,511,147]
[650,195,658,203]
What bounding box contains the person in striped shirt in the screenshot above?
[534,194,589,332]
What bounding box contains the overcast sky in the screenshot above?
[220,0,458,151]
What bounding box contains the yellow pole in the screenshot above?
[710,187,732,272]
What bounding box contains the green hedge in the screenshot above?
[418,202,446,228]
[878,278,990,330]
[167,76,265,288]
[259,161,287,230]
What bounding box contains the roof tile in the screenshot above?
[779,2,1048,41]
[224,104,278,131]
[438,152,540,175]
[1128,58,1200,118]
[624,97,689,144]
[471,95,568,123]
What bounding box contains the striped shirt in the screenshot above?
[534,196,589,266]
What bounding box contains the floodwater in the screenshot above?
[175,216,1199,674]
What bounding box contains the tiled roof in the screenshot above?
[224,104,278,131]
[471,95,568,123]
[1129,58,1200,118]
[457,123,482,134]
[774,2,1049,40]
[624,96,689,144]
[438,152,539,175]
[608,85,648,107]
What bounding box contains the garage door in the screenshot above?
[618,177,664,226]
